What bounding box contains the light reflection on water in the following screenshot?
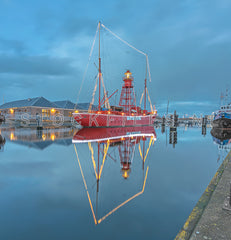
[0,125,229,240]
[72,126,156,225]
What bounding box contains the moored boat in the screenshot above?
[73,22,157,128]
[212,103,231,128]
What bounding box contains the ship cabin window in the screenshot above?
[221,107,224,109]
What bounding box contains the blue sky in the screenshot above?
[0,0,231,115]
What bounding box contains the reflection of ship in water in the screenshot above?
[0,133,6,152]
[212,89,231,128]
[211,128,231,161]
[73,126,156,224]
[0,127,77,150]
[211,128,231,141]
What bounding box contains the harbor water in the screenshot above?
[0,125,226,240]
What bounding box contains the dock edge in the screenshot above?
[175,150,231,240]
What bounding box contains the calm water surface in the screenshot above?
[0,126,227,240]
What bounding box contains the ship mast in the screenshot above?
[98,21,102,111]
[144,57,148,111]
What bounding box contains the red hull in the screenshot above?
[73,111,156,128]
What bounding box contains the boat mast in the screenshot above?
[144,57,147,111]
[98,21,101,111]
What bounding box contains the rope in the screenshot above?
[143,137,155,163]
[73,145,97,224]
[101,24,146,56]
[101,75,110,109]
[138,143,143,159]
[146,88,154,112]
[88,141,109,180]
[130,140,136,164]
[98,140,110,179]
[146,55,152,82]
[88,142,99,179]
[139,90,144,107]
[76,22,153,112]
[88,74,99,112]
[102,23,152,84]
[98,166,149,224]
[75,23,99,108]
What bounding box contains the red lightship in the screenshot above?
[73,22,157,128]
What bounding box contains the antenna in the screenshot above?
[166,99,169,115]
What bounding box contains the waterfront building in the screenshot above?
[0,97,92,125]
[0,97,71,121]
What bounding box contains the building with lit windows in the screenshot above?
[0,97,95,126]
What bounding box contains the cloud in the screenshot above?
[207,33,231,46]
[0,55,75,76]
[0,0,231,108]
[0,38,26,54]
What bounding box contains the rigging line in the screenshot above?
[99,140,110,179]
[73,145,97,224]
[138,142,143,160]
[74,145,88,190]
[146,88,154,112]
[88,142,99,179]
[101,75,110,109]
[98,166,149,224]
[130,139,136,164]
[101,24,146,57]
[89,74,99,112]
[75,23,99,108]
[139,90,144,107]
[102,23,152,83]
[143,137,154,163]
[146,55,152,82]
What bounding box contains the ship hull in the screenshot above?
[212,111,231,128]
[73,112,156,128]
[212,116,231,128]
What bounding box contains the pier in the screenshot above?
[175,150,231,240]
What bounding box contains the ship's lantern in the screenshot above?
[121,167,131,179]
[125,70,132,79]
[122,170,129,179]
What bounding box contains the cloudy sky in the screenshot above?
[0,0,231,115]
